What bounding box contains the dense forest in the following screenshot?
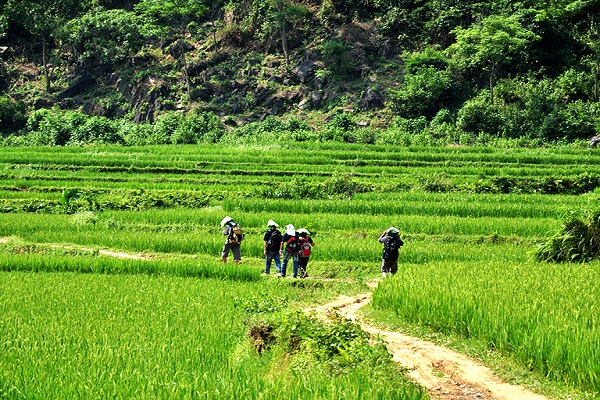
[1,0,599,146]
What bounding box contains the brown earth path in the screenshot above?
[307,287,549,400]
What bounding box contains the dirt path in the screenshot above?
[308,290,549,400]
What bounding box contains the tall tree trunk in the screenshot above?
[180,40,191,97]
[489,62,495,105]
[281,25,289,66]
[595,54,599,102]
[42,36,50,92]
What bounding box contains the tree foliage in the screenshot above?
[447,14,539,104]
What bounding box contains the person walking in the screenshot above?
[220,216,243,264]
[280,224,300,277]
[297,228,314,278]
[378,227,404,278]
[263,220,283,275]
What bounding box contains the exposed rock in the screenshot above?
[189,86,214,101]
[590,135,600,148]
[268,75,283,84]
[293,60,317,83]
[311,92,323,110]
[297,98,310,110]
[358,87,384,110]
[167,39,194,59]
[267,97,284,115]
[82,101,111,117]
[57,74,96,100]
[33,98,55,109]
[187,60,208,77]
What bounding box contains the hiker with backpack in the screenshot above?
[378,227,404,278]
[297,228,314,279]
[263,220,283,275]
[220,216,244,264]
[280,224,300,278]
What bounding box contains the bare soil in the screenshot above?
[307,289,549,400]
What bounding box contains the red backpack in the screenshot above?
[299,237,312,257]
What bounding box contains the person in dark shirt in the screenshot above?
[263,220,282,275]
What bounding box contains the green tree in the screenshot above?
[265,0,310,66]
[63,7,153,66]
[6,0,82,92]
[446,14,539,104]
[134,0,209,26]
[567,0,600,101]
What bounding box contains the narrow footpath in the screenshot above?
[308,290,549,400]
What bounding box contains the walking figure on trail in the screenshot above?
[221,216,243,264]
[378,226,403,278]
[280,224,300,278]
[297,228,314,278]
[263,219,283,275]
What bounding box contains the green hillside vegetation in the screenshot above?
[1,0,600,145]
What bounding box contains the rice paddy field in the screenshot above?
[1,142,600,399]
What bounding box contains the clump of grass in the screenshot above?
[536,210,600,262]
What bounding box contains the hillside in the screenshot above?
[1,0,599,145]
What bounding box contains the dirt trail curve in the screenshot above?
[308,289,549,400]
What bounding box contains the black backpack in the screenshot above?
[383,236,403,260]
[267,229,282,251]
[285,234,299,253]
[227,221,244,243]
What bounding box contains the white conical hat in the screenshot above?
[267,219,279,227]
[220,216,233,227]
[297,228,310,235]
[388,226,399,234]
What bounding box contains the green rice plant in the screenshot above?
[372,259,600,392]
[0,272,426,399]
[0,253,258,281]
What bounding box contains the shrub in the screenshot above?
[62,8,154,66]
[536,211,600,262]
[456,93,504,136]
[172,110,225,144]
[70,116,123,145]
[320,40,354,78]
[389,66,455,119]
[327,112,355,131]
[0,95,27,136]
[25,108,87,145]
[539,100,599,141]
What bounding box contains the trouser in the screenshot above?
[281,251,299,277]
[264,249,281,274]
[381,258,398,274]
[298,256,309,277]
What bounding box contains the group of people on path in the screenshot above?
[263,220,314,278]
[220,216,403,279]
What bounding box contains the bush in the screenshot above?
[70,116,123,145]
[320,41,354,78]
[171,110,225,144]
[539,100,599,141]
[25,108,87,145]
[62,8,154,66]
[389,66,456,119]
[536,211,600,263]
[0,95,27,136]
[327,112,355,131]
[456,93,504,136]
